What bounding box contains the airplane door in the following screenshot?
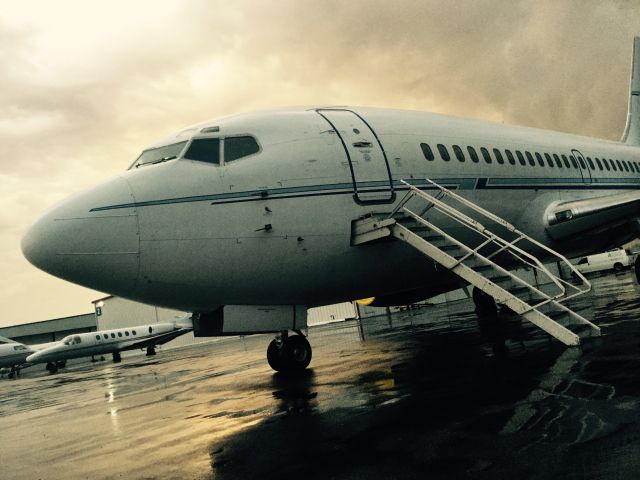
[571,149,592,184]
[316,108,395,204]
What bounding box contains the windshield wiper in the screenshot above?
[136,155,177,168]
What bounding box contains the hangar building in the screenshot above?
[0,313,97,345]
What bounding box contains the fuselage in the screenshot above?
[21,106,640,311]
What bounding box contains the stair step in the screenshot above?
[471,263,493,272]
[439,244,461,252]
[488,275,511,284]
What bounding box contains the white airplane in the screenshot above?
[25,320,193,373]
[0,336,34,378]
[21,38,640,372]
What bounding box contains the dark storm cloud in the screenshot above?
[1,0,639,325]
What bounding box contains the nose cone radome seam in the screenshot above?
[21,176,141,296]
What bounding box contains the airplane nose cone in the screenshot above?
[22,176,140,295]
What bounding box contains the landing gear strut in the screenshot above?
[267,331,312,372]
[146,346,156,356]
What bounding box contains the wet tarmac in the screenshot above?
[2,272,640,479]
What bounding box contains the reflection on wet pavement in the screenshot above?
[1,272,640,479]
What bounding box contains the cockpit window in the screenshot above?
[184,138,220,164]
[130,141,188,169]
[13,345,28,351]
[225,136,260,162]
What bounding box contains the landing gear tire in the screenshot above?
[146,346,156,356]
[472,287,498,317]
[267,334,312,372]
[46,362,59,374]
[112,352,122,363]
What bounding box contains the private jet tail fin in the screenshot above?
[622,36,640,145]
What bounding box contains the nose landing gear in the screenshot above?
[267,331,312,372]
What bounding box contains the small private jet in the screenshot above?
[22,38,640,372]
[26,319,192,373]
[0,336,34,378]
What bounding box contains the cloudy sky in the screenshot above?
[1,0,639,327]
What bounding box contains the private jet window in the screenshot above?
[74,336,81,344]
[467,146,479,163]
[132,330,137,335]
[96,335,100,340]
[453,145,465,162]
[117,332,123,337]
[480,147,492,163]
[125,331,130,336]
[149,327,153,333]
[634,162,640,173]
[103,334,108,339]
[184,138,220,164]
[535,152,544,166]
[587,157,595,170]
[493,149,504,164]
[544,153,554,167]
[525,151,535,166]
[561,155,570,168]
[131,141,188,169]
[602,158,611,171]
[516,150,526,166]
[437,144,450,161]
[611,159,618,171]
[14,345,27,351]
[225,136,260,162]
[420,143,434,161]
[505,150,516,165]
[111,333,116,338]
[595,157,603,170]
[553,154,562,168]
[578,157,587,169]
[623,160,630,172]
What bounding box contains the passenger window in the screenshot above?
[535,152,544,166]
[74,336,81,344]
[493,148,504,164]
[149,327,153,333]
[452,145,465,162]
[525,151,535,166]
[569,155,579,168]
[96,335,100,340]
[437,144,450,161]
[586,157,595,169]
[184,138,220,164]
[225,136,260,162]
[553,154,562,168]
[544,153,554,167]
[132,330,137,335]
[505,150,516,165]
[561,155,570,168]
[125,331,130,336]
[611,159,618,171]
[595,157,603,170]
[602,158,611,171]
[578,157,586,169]
[420,143,434,161]
[623,161,630,172]
[516,151,526,166]
[103,334,108,339]
[111,333,116,338]
[480,147,492,163]
[467,146,479,163]
[117,332,123,337]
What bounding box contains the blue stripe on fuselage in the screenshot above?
[89,177,640,212]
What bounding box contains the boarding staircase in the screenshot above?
[351,179,600,346]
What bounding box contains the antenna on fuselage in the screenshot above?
[621,36,640,145]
